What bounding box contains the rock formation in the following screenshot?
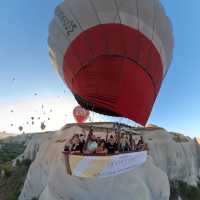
[17,123,200,200]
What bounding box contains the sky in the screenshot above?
[0,0,200,137]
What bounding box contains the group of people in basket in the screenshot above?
[64,128,148,155]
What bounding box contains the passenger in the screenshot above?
[106,135,118,154]
[136,136,145,151]
[131,138,136,151]
[119,135,127,152]
[79,134,85,153]
[64,139,72,152]
[64,134,78,152]
[96,137,102,145]
[71,135,81,153]
[114,134,118,143]
[125,136,131,151]
[79,133,86,141]
[96,141,108,155]
[85,134,98,154]
[119,135,131,152]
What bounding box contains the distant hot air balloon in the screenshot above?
[41,122,46,130]
[48,0,173,125]
[19,126,23,132]
[73,106,90,123]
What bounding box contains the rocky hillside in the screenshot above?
[15,122,200,200]
[195,137,200,145]
[0,132,15,140]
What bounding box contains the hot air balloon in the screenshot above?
[41,122,46,131]
[18,126,23,132]
[73,105,90,123]
[48,0,173,125]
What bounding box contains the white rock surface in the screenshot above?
[12,132,54,167]
[142,128,200,185]
[18,123,200,200]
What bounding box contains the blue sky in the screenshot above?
[0,0,63,101]
[0,0,199,137]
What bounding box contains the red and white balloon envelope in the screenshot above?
[48,0,174,126]
[73,106,90,123]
